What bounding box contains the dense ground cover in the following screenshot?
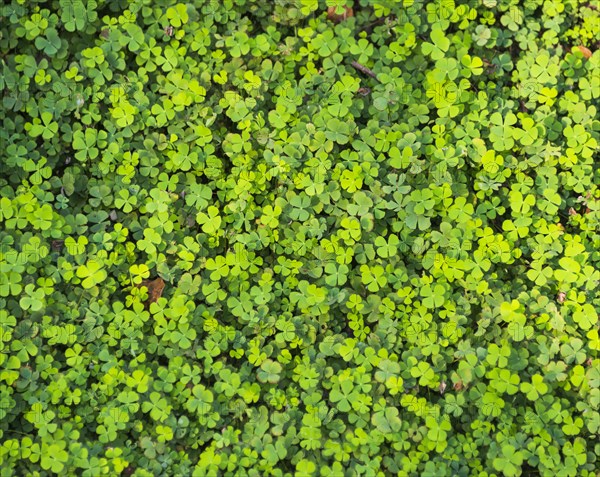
[1,0,599,475]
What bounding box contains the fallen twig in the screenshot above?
[351,61,379,81]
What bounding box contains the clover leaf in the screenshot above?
[493,445,524,477]
[76,260,107,289]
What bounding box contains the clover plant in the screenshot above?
[0,1,599,476]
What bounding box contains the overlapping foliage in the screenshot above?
[1,0,599,476]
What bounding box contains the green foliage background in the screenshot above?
[1,0,599,476]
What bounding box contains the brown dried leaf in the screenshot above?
[327,6,353,23]
[574,45,592,59]
[138,277,165,308]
